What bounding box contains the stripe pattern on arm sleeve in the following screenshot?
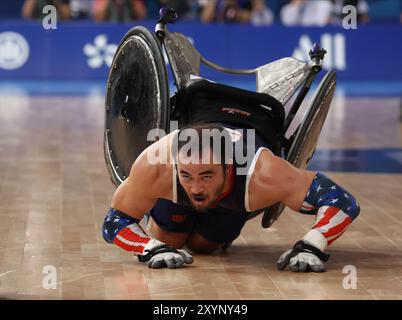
[102,208,151,254]
[300,172,360,247]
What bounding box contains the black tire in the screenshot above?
[104,26,169,187]
[260,70,337,228]
[286,70,336,168]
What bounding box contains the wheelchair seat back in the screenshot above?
[172,79,285,156]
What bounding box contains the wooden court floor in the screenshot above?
[0,93,402,300]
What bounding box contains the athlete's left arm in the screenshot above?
[252,150,360,272]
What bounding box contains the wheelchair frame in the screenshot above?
[103,8,337,228]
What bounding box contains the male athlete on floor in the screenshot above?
[102,123,360,272]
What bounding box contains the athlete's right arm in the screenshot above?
[110,154,162,220]
[102,148,193,269]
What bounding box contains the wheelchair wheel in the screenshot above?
[104,26,170,187]
[286,70,336,168]
[261,70,337,228]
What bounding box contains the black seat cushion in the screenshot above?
[173,79,285,155]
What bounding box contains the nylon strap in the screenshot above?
[290,240,330,262]
[137,244,180,262]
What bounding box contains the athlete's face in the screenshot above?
[176,160,226,213]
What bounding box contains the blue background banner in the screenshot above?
[0,21,401,81]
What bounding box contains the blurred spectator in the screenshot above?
[69,0,92,19]
[280,0,333,26]
[250,0,274,26]
[92,0,146,22]
[22,0,71,20]
[200,0,252,24]
[331,0,369,25]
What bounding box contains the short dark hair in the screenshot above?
[172,123,233,167]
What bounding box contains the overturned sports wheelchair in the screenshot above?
[104,8,336,228]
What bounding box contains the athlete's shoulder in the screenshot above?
[134,129,178,166]
[129,130,178,198]
[252,148,276,176]
[247,148,298,209]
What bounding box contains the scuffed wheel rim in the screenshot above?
[104,27,169,187]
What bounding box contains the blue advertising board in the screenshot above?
[0,21,401,81]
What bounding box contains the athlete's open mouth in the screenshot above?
[193,195,206,203]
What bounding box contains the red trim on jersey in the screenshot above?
[211,164,235,208]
